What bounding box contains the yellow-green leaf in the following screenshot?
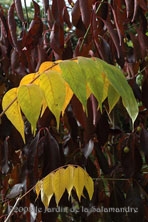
[52,168,66,206]
[94,58,138,123]
[17,84,43,133]
[108,85,120,112]
[60,60,87,110]
[2,88,25,142]
[40,70,66,127]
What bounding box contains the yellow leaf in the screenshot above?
[40,70,66,127]
[17,84,43,134]
[52,168,66,206]
[20,73,40,86]
[73,167,85,201]
[62,82,73,115]
[63,165,75,198]
[84,171,94,200]
[35,180,42,200]
[2,88,25,142]
[41,173,54,208]
[39,61,55,73]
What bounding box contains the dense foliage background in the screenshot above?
[0,0,148,221]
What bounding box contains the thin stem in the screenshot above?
[4,196,21,222]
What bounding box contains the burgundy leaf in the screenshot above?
[32,0,41,17]
[121,133,142,177]
[63,5,72,28]
[124,0,134,18]
[132,0,139,22]
[1,137,9,174]
[142,75,148,109]
[52,0,64,22]
[47,6,54,28]
[125,184,144,221]
[24,17,43,50]
[50,22,64,59]
[14,0,25,24]
[83,139,94,159]
[94,142,110,174]
[79,0,92,28]
[8,3,20,51]
[71,0,81,27]
[140,127,148,163]
[42,0,49,12]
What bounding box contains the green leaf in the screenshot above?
[2,88,25,142]
[94,58,138,123]
[39,70,66,127]
[108,85,120,112]
[17,84,43,134]
[60,60,87,109]
[78,57,109,110]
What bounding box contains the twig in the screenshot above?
[4,196,21,222]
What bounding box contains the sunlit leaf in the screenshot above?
[17,84,43,134]
[63,165,75,198]
[94,58,138,123]
[60,60,87,110]
[41,173,54,208]
[52,168,66,206]
[73,167,86,201]
[35,165,94,208]
[20,73,40,86]
[39,61,55,73]
[2,88,25,142]
[40,70,66,127]
[77,57,108,110]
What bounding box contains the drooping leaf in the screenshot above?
[94,58,138,123]
[73,167,86,201]
[35,165,94,207]
[108,85,120,112]
[77,57,109,110]
[41,173,54,208]
[39,70,66,127]
[2,88,25,142]
[17,84,43,133]
[52,168,66,206]
[60,59,87,110]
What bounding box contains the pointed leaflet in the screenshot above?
[73,167,86,201]
[63,165,75,198]
[77,57,109,109]
[94,58,138,123]
[39,70,66,126]
[52,168,66,206]
[41,173,54,208]
[108,85,120,112]
[17,84,43,133]
[35,180,42,200]
[84,171,94,200]
[60,60,87,110]
[2,88,25,142]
